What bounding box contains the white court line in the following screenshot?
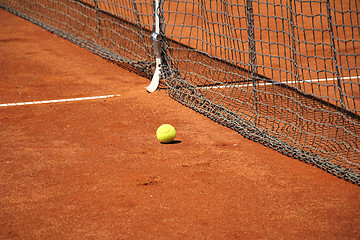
[0,94,121,107]
[198,76,360,90]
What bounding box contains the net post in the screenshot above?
[246,0,259,123]
[325,0,348,111]
[146,0,162,93]
[93,0,102,42]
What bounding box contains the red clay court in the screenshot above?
[1,1,360,239]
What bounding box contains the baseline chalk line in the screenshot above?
[198,76,360,90]
[0,94,121,107]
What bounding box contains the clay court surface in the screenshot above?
[0,8,359,239]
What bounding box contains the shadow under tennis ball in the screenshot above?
[161,140,182,145]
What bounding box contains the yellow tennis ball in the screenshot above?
[156,124,176,143]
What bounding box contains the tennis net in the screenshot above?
[1,0,359,185]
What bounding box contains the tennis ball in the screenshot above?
[156,124,176,143]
